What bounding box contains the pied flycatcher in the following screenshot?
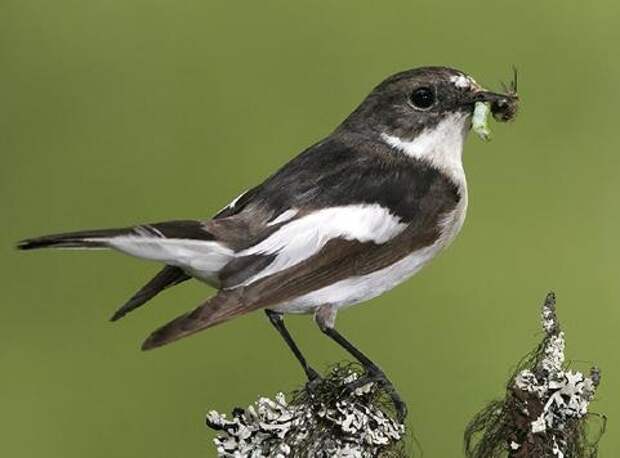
[18,67,518,419]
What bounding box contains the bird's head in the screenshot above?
[338,66,518,143]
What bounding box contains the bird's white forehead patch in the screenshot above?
[450,74,477,89]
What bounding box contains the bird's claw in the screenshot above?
[342,369,386,395]
[304,367,323,395]
[342,369,408,423]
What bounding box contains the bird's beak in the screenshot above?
[473,90,510,104]
[470,89,519,122]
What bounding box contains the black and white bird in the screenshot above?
[18,67,517,419]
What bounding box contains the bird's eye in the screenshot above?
[410,87,435,110]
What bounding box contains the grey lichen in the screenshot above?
[206,364,407,457]
[465,292,605,457]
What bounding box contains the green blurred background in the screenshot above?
[2,1,619,456]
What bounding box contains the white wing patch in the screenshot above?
[238,204,407,285]
[267,209,299,226]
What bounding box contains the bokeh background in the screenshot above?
[2,1,619,456]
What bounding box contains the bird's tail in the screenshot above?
[17,227,132,250]
[17,219,234,300]
[110,265,190,322]
[16,219,228,268]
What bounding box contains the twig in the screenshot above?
[206,363,408,457]
[464,292,605,457]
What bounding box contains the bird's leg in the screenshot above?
[265,309,321,383]
[315,305,408,422]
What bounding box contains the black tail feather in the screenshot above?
[110,265,190,322]
[17,220,214,251]
[17,228,131,251]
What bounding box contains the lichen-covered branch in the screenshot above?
[464,292,605,457]
[206,364,407,457]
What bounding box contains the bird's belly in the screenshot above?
[272,243,440,314]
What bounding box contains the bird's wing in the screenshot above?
[211,137,462,288]
[141,219,448,350]
[142,139,463,349]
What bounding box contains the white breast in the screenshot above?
[381,112,470,188]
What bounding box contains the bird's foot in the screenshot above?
[342,367,408,423]
[303,367,323,395]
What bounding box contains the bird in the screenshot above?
[17,66,518,420]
